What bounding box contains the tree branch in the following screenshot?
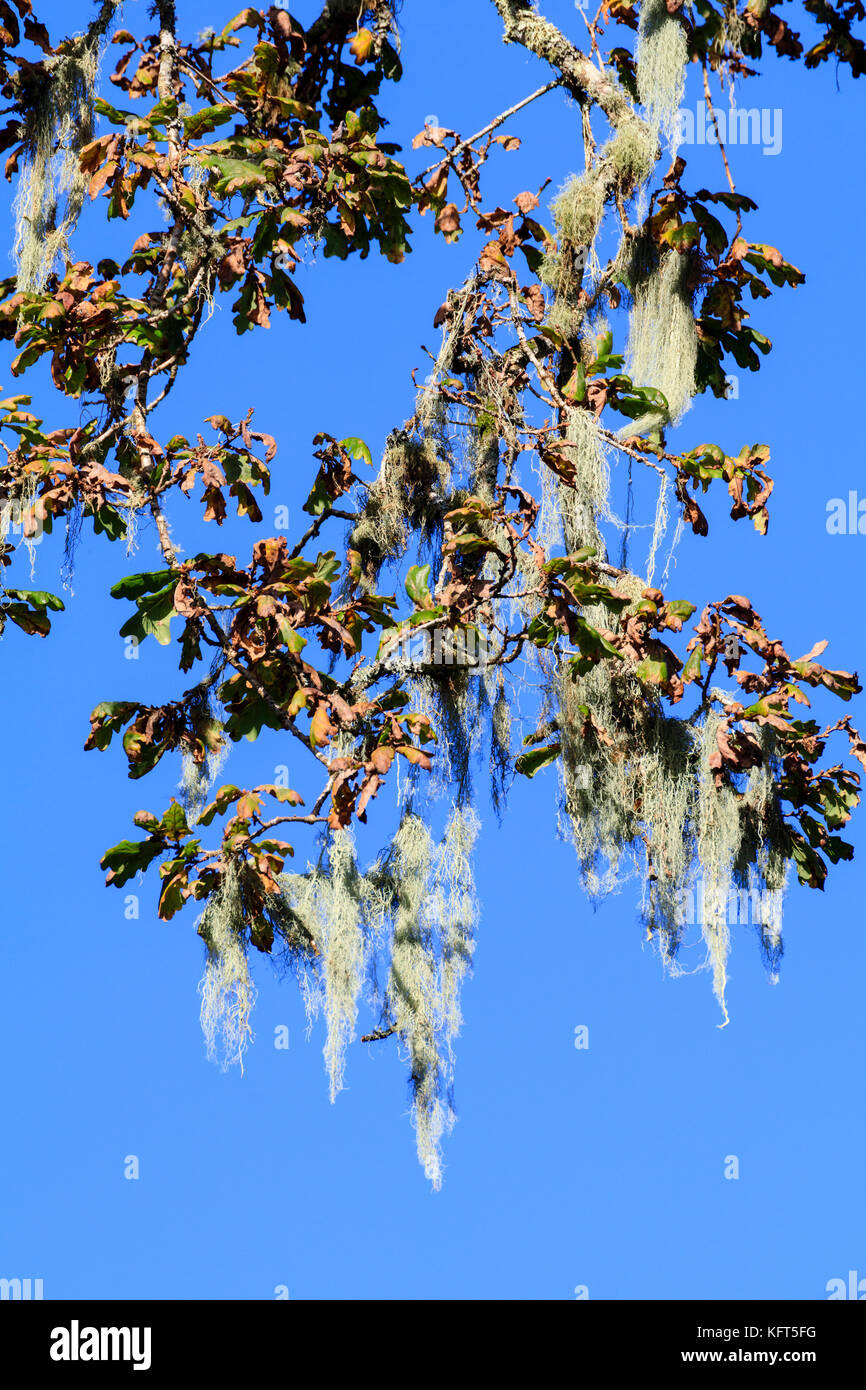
[489,0,632,126]
[418,79,563,178]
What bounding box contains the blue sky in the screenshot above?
[1,0,864,1300]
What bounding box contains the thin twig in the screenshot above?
[361,1025,397,1043]
[417,80,562,179]
[701,61,741,238]
[289,507,358,560]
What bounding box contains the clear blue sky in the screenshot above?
[1,0,864,1300]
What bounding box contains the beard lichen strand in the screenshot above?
[356,854,399,1006]
[644,471,670,587]
[349,431,450,591]
[638,713,699,956]
[318,830,366,1102]
[490,679,512,820]
[696,707,740,1026]
[405,674,454,800]
[738,722,790,978]
[606,116,659,196]
[13,2,121,293]
[540,111,658,341]
[716,1,748,89]
[556,654,790,1017]
[540,174,605,343]
[432,803,480,1064]
[635,0,689,152]
[404,663,485,810]
[384,805,480,1189]
[179,737,228,823]
[266,801,481,1186]
[178,687,228,824]
[178,753,212,824]
[556,657,696,912]
[433,668,482,808]
[385,812,448,1187]
[275,862,330,1034]
[197,861,257,1072]
[556,659,636,898]
[417,276,480,440]
[557,408,611,559]
[622,239,699,437]
[0,470,39,578]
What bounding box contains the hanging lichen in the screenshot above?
[720,1,747,52]
[270,824,368,1103]
[551,173,606,250]
[432,804,480,1064]
[198,862,257,1072]
[540,174,605,342]
[13,1,120,293]
[623,236,698,435]
[736,722,790,978]
[557,658,693,901]
[554,641,791,1021]
[714,1,748,91]
[417,273,480,442]
[433,667,485,805]
[490,680,511,820]
[275,861,330,1028]
[350,430,449,589]
[557,409,612,557]
[178,684,228,824]
[385,812,446,1184]
[604,117,659,197]
[320,831,366,1102]
[635,0,689,152]
[639,717,700,954]
[262,799,481,1188]
[644,472,671,586]
[695,708,740,1024]
[0,470,39,577]
[380,805,480,1188]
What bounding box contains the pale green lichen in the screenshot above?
[556,409,611,558]
[622,240,698,435]
[636,0,689,151]
[198,863,257,1072]
[320,831,366,1102]
[350,431,449,588]
[13,2,120,292]
[555,658,790,1022]
[602,117,659,196]
[385,813,443,1183]
[263,804,480,1189]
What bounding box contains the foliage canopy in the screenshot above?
[1,0,864,1183]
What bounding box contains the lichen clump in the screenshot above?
[635,0,689,152]
[556,660,789,1021]
[198,863,257,1072]
[604,117,659,196]
[350,431,449,588]
[557,409,612,557]
[178,686,228,823]
[13,2,120,292]
[623,237,699,435]
[199,806,482,1188]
